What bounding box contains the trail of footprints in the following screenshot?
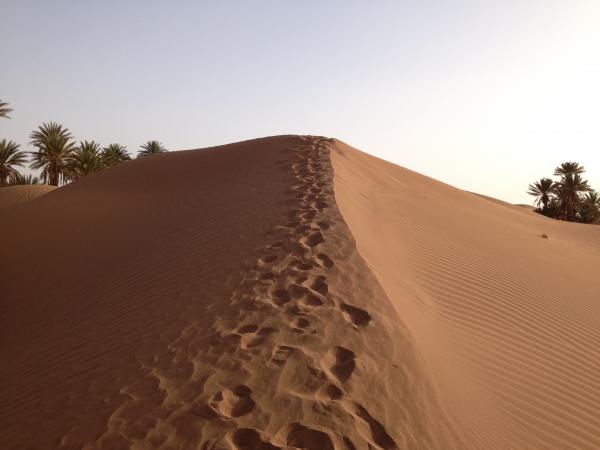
[205,137,393,450]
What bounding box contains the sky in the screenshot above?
[1,0,599,204]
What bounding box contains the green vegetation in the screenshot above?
[0,100,13,119]
[68,141,104,180]
[30,122,76,186]
[9,172,40,185]
[101,143,131,167]
[0,139,28,186]
[528,162,598,223]
[137,140,167,158]
[0,102,167,187]
[579,191,600,224]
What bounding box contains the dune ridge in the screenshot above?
[1,136,460,449]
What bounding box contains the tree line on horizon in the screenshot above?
[0,100,168,187]
[528,162,599,224]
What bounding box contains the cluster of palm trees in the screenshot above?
[0,100,167,187]
[528,162,599,223]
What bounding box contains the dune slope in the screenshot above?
[1,137,460,449]
[4,136,599,449]
[332,141,600,449]
[0,184,56,211]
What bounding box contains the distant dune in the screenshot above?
[0,184,56,211]
[1,136,599,449]
[470,191,536,213]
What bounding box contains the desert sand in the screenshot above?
[1,136,599,449]
[0,184,56,211]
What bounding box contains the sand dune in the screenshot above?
[471,192,536,214]
[1,136,599,449]
[332,142,600,449]
[0,184,56,211]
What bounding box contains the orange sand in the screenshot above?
[1,136,599,449]
[0,184,56,211]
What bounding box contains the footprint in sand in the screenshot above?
[317,220,330,230]
[293,259,314,271]
[285,220,302,229]
[237,325,276,349]
[268,345,294,367]
[302,210,318,221]
[322,346,356,383]
[353,403,398,450]
[209,385,255,418]
[305,230,325,247]
[288,283,308,299]
[293,317,310,328]
[230,428,281,450]
[270,288,291,307]
[299,293,324,308]
[260,254,278,264]
[259,272,276,284]
[316,253,334,268]
[290,317,315,334]
[340,304,372,327]
[311,276,328,295]
[314,201,329,211]
[316,383,343,402]
[286,423,334,450]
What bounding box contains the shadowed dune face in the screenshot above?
[0,137,298,448]
[331,140,600,450]
[0,136,460,449]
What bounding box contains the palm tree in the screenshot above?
[553,161,585,177]
[30,122,76,186]
[545,196,561,219]
[68,141,104,180]
[579,190,600,223]
[0,100,13,119]
[552,161,590,221]
[0,139,28,186]
[9,172,40,185]
[101,143,131,167]
[137,140,167,158]
[527,177,555,211]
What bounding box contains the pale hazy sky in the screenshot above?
[1,1,599,203]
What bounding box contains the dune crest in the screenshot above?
[1,136,459,449]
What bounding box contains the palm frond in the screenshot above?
[553,161,585,177]
[0,139,28,186]
[68,141,104,180]
[101,143,131,167]
[9,171,40,185]
[29,122,76,185]
[527,177,555,208]
[137,140,167,158]
[0,100,13,119]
